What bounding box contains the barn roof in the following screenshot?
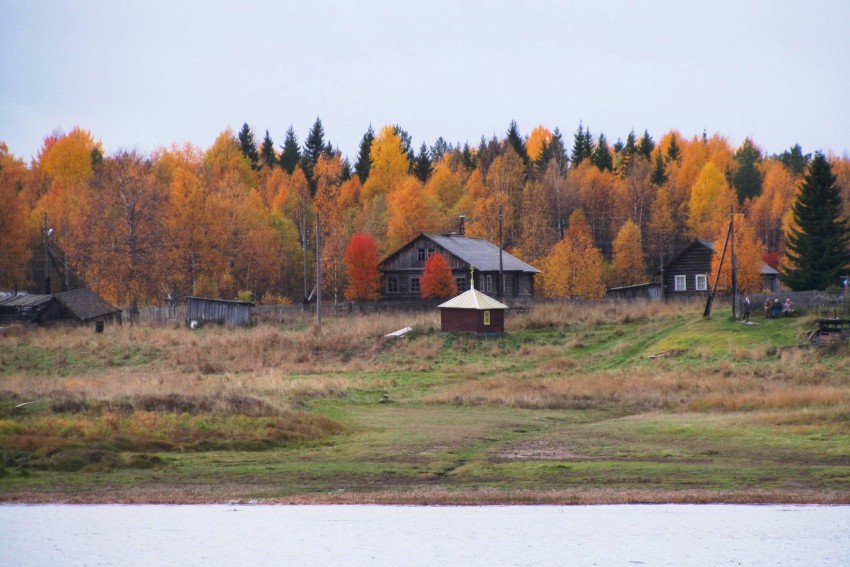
[438,288,509,310]
[0,293,52,309]
[382,233,540,273]
[53,289,121,321]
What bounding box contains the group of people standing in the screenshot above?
[741,296,793,322]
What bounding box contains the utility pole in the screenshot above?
[42,213,51,294]
[316,213,321,328]
[302,207,309,305]
[731,207,738,319]
[498,204,504,298]
[704,217,732,318]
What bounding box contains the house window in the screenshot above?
[387,275,399,294]
[427,247,436,258]
[417,248,427,261]
[695,274,707,291]
[410,276,420,294]
[456,275,467,292]
[483,310,491,326]
[483,274,493,293]
[674,275,686,291]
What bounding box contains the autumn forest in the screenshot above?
[1,119,849,308]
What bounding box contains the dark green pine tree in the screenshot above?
[354,125,374,183]
[259,129,276,168]
[340,157,352,181]
[571,122,592,166]
[393,125,415,167]
[778,144,811,176]
[477,135,501,175]
[430,137,451,163]
[461,142,476,171]
[506,120,529,167]
[537,127,568,173]
[666,133,681,162]
[413,142,433,182]
[301,117,326,193]
[238,123,260,169]
[781,153,850,291]
[732,138,763,202]
[304,117,326,169]
[591,133,613,172]
[638,130,655,160]
[279,126,301,175]
[651,152,668,185]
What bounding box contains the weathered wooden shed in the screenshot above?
[186,296,254,327]
[0,293,53,325]
[438,288,509,334]
[37,288,123,326]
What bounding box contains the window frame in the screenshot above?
[483,310,491,326]
[455,275,467,292]
[695,274,707,291]
[674,274,687,292]
[409,276,420,294]
[386,275,399,294]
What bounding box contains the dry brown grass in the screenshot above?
[511,300,697,330]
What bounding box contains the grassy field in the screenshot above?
[1,301,849,504]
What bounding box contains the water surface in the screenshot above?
[1,504,847,566]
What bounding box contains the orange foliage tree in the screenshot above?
[709,213,765,293]
[611,220,647,286]
[420,253,457,300]
[0,143,32,287]
[539,209,605,299]
[343,233,382,301]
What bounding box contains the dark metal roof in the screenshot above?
[187,296,255,306]
[420,234,540,273]
[53,289,121,321]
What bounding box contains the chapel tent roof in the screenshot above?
[438,288,510,310]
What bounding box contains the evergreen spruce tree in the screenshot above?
[413,142,433,182]
[461,142,476,171]
[778,144,811,176]
[506,120,529,167]
[638,130,655,160]
[304,117,326,169]
[666,133,681,162]
[781,153,850,290]
[651,153,668,185]
[354,125,375,183]
[393,125,415,167]
[279,126,301,174]
[238,122,259,169]
[732,138,763,202]
[547,128,569,171]
[430,137,451,163]
[340,157,352,181]
[259,129,276,168]
[571,122,593,166]
[591,133,613,172]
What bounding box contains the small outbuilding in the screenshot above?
[186,296,254,327]
[37,288,123,326]
[438,286,509,335]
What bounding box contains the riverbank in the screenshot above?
[2,301,849,504]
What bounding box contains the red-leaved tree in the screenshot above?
[343,233,382,300]
[420,253,457,300]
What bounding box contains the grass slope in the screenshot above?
[1,302,848,504]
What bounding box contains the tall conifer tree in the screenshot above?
[279,126,301,174]
[238,123,259,169]
[506,120,529,167]
[781,153,850,290]
[413,142,433,182]
[354,125,375,183]
[259,129,276,168]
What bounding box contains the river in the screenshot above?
[1,504,848,566]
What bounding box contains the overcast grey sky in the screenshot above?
[2,0,848,163]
